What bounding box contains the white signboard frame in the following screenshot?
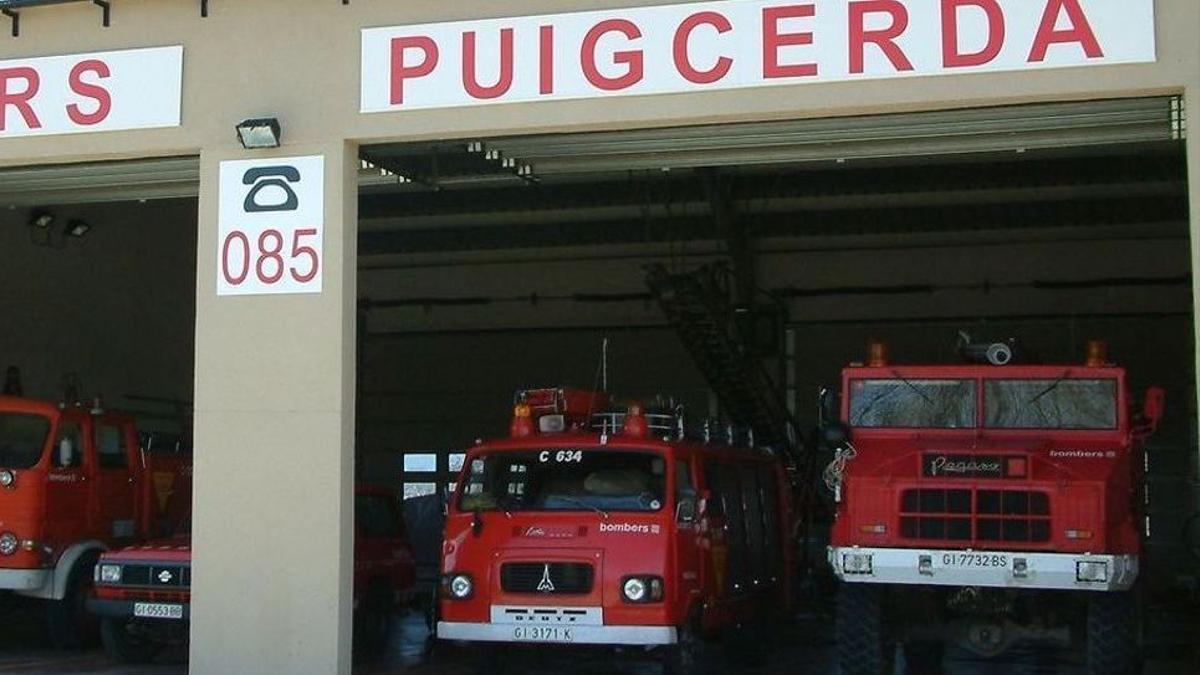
[0,45,183,138]
[217,155,325,297]
[362,0,1156,113]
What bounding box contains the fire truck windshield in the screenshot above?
[984,378,1118,429]
[0,412,51,468]
[458,449,666,513]
[849,379,976,428]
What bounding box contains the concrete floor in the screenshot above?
[1,598,1196,674]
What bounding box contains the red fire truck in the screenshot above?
[88,484,416,663]
[0,394,191,648]
[824,340,1162,674]
[436,388,795,673]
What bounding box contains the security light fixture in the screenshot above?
[28,210,54,229]
[65,219,91,238]
[236,118,282,149]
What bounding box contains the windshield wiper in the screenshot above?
[554,495,609,519]
[1028,369,1071,404]
[892,369,933,406]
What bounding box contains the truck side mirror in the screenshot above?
[58,438,75,467]
[1142,386,1165,431]
[819,387,839,425]
[675,491,698,523]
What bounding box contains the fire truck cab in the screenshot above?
[0,394,191,648]
[437,388,794,673]
[824,341,1162,674]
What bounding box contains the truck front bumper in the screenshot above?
[828,546,1138,591]
[438,621,676,646]
[0,568,49,592]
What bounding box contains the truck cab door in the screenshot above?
[91,417,137,540]
[44,413,90,549]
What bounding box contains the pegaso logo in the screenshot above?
[158,570,173,584]
[598,523,660,535]
[537,565,555,593]
[929,456,1001,477]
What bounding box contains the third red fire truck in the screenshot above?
[824,340,1162,674]
[436,388,795,673]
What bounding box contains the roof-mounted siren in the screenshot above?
[1085,340,1110,367]
[510,404,535,438]
[867,339,889,367]
[512,387,612,436]
[957,332,1020,366]
[623,403,648,438]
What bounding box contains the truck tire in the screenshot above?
[663,613,706,675]
[100,617,165,664]
[837,584,893,675]
[46,554,100,649]
[1087,591,1140,675]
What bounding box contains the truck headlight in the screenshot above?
[1076,560,1108,583]
[0,470,14,487]
[842,551,874,575]
[445,573,473,600]
[99,564,122,584]
[621,576,663,603]
[0,532,16,556]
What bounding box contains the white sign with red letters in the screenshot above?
[0,46,182,138]
[361,0,1155,113]
[217,156,325,297]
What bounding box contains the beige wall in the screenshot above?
[2,1,1198,673]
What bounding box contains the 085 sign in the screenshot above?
[217,156,325,296]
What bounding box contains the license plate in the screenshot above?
[133,602,184,620]
[940,552,1009,568]
[512,626,574,643]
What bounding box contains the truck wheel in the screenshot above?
[100,618,164,664]
[46,554,100,649]
[837,584,893,675]
[1087,592,1140,675]
[663,615,706,675]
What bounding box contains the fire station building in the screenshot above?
[1,0,1198,673]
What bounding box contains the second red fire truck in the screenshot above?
[824,340,1161,674]
[436,388,795,673]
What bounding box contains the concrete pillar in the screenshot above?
[190,141,358,674]
[1188,85,1200,499]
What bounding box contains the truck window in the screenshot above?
[708,462,750,593]
[849,378,976,428]
[984,379,1118,429]
[0,413,50,469]
[96,424,128,469]
[740,466,767,583]
[757,465,782,581]
[459,449,665,513]
[53,421,84,468]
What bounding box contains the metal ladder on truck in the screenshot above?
[645,263,819,560]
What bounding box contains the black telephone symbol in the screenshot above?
[243,166,301,213]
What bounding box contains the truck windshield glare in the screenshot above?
[0,413,51,468]
[458,450,666,513]
[849,379,976,429]
[985,379,1118,429]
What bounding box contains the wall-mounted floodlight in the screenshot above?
[65,219,91,238]
[236,118,282,149]
[28,210,55,229]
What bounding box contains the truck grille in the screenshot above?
[900,489,1050,544]
[119,564,191,588]
[500,562,594,595]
